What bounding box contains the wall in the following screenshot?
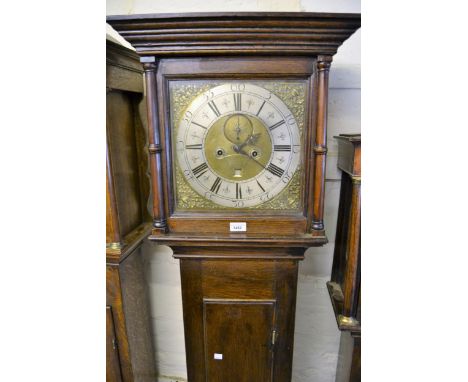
[107,1,361,381]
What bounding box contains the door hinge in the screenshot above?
[271,330,278,346]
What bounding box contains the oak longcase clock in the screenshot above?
[108,12,360,382]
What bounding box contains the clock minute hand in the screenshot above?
[236,147,266,170]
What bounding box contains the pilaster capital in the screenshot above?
[317,55,333,71]
[140,56,158,71]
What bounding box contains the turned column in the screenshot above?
[141,57,167,234]
[311,55,332,233]
[343,175,361,317]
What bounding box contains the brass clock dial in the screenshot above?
[175,83,301,208]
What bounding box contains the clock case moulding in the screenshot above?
[106,12,361,249]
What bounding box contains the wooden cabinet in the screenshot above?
[107,306,123,382]
[327,134,361,382]
[106,39,156,382]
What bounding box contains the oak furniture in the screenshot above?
[327,134,361,382]
[106,39,156,382]
[107,13,361,382]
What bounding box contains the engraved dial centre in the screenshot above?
[204,113,272,182]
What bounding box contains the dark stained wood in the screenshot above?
[155,56,320,238]
[151,232,326,249]
[106,40,156,382]
[168,216,308,236]
[343,177,360,317]
[179,260,204,382]
[119,247,157,382]
[107,90,144,237]
[158,55,315,76]
[107,306,123,382]
[106,41,143,93]
[107,265,133,382]
[106,39,150,255]
[327,134,361,382]
[179,256,300,382]
[311,56,332,234]
[107,14,361,240]
[107,13,360,382]
[328,134,361,320]
[107,250,156,382]
[271,258,301,382]
[107,222,152,264]
[106,144,121,246]
[329,174,350,289]
[349,335,361,382]
[335,134,361,176]
[172,245,304,259]
[335,331,361,382]
[142,60,167,233]
[106,12,361,57]
[203,300,275,382]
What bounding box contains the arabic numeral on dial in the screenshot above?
[285,114,296,125]
[183,169,194,180]
[281,172,293,184]
[260,193,271,202]
[230,83,245,91]
[204,191,213,200]
[183,110,192,125]
[232,200,245,208]
[204,90,214,101]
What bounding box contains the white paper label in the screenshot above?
[214,353,223,360]
[230,222,247,232]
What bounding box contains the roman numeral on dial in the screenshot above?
[269,120,285,131]
[256,180,265,192]
[191,121,207,129]
[185,144,203,149]
[274,145,291,152]
[256,100,266,116]
[210,177,222,194]
[236,183,242,199]
[208,100,221,117]
[233,93,242,111]
[192,162,208,177]
[266,163,284,177]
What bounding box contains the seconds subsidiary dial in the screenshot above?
[176,83,301,208]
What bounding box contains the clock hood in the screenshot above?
[106,12,361,58]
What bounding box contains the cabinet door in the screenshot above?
[203,300,276,382]
[106,306,123,382]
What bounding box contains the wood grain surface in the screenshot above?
[107,12,361,57]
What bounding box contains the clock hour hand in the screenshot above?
[233,132,261,153]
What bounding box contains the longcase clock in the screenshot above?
[108,12,360,382]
